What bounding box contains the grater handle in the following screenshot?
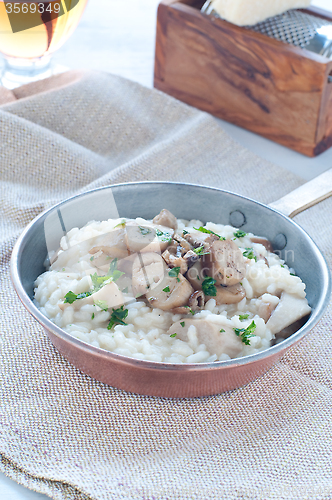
[269,169,332,218]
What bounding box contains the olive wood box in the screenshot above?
[154,0,332,157]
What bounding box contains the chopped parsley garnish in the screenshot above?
[233,230,247,238]
[193,246,210,256]
[168,267,181,282]
[64,258,124,304]
[114,219,126,228]
[234,320,256,345]
[197,275,200,281]
[138,226,152,236]
[89,256,94,261]
[239,314,249,320]
[91,313,95,320]
[180,321,185,327]
[95,300,108,311]
[193,226,225,240]
[290,272,296,276]
[156,228,173,243]
[107,306,128,330]
[170,333,177,338]
[202,277,217,297]
[64,290,92,304]
[243,248,257,262]
[280,265,285,268]
[163,286,170,293]
[220,329,225,333]
[122,287,128,293]
[182,230,189,235]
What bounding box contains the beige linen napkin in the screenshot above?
[1,71,331,500]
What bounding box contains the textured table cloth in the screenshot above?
[0,71,331,500]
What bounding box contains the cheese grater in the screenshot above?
[201,1,332,58]
[155,0,332,156]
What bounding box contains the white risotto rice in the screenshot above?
[34,216,311,363]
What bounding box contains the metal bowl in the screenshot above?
[10,182,331,398]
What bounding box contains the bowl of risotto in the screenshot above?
[11,182,331,397]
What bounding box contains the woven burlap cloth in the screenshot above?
[1,71,331,500]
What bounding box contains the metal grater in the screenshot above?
[201,1,332,58]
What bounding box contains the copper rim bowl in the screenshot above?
[10,182,331,398]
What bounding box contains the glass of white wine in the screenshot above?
[0,0,88,88]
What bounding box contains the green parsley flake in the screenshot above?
[114,219,126,228]
[290,272,296,276]
[193,226,225,240]
[234,320,256,346]
[220,329,225,333]
[156,228,173,243]
[64,290,92,304]
[280,265,285,268]
[193,246,210,256]
[182,230,189,235]
[170,333,177,338]
[138,226,152,236]
[168,267,181,282]
[202,277,217,297]
[163,286,170,293]
[233,230,247,238]
[180,321,185,327]
[91,313,95,320]
[107,306,129,330]
[197,275,200,281]
[243,248,257,262]
[89,256,94,262]
[95,300,108,311]
[239,314,249,320]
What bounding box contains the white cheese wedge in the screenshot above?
[211,0,312,26]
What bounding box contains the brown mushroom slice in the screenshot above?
[162,248,188,275]
[184,232,219,250]
[131,252,166,298]
[257,300,278,323]
[186,260,204,291]
[250,236,273,253]
[89,227,129,259]
[173,233,193,252]
[266,292,311,335]
[125,222,174,254]
[167,319,243,358]
[206,283,246,305]
[202,239,246,286]
[153,209,178,230]
[146,273,194,312]
[188,290,205,311]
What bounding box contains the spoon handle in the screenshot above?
[269,168,332,218]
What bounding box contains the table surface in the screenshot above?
[1,0,331,498]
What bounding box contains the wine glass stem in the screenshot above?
[1,54,52,89]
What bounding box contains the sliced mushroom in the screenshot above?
[250,236,273,253]
[125,222,174,254]
[131,252,166,298]
[182,250,200,268]
[167,319,243,358]
[257,299,278,322]
[60,282,124,311]
[146,273,194,311]
[162,248,188,275]
[153,209,178,230]
[173,233,193,252]
[266,292,311,335]
[186,260,204,291]
[201,239,246,286]
[184,232,219,250]
[89,226,129,259]
[188,290,205,311]
[206,283,246,305]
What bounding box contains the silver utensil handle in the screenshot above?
[269,169,332,218]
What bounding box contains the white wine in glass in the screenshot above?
[0,0,88,88]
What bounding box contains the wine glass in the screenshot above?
[0,0,89,89]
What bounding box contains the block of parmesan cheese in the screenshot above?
[211,0,312,26]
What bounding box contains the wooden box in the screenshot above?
[154,0,332,156]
